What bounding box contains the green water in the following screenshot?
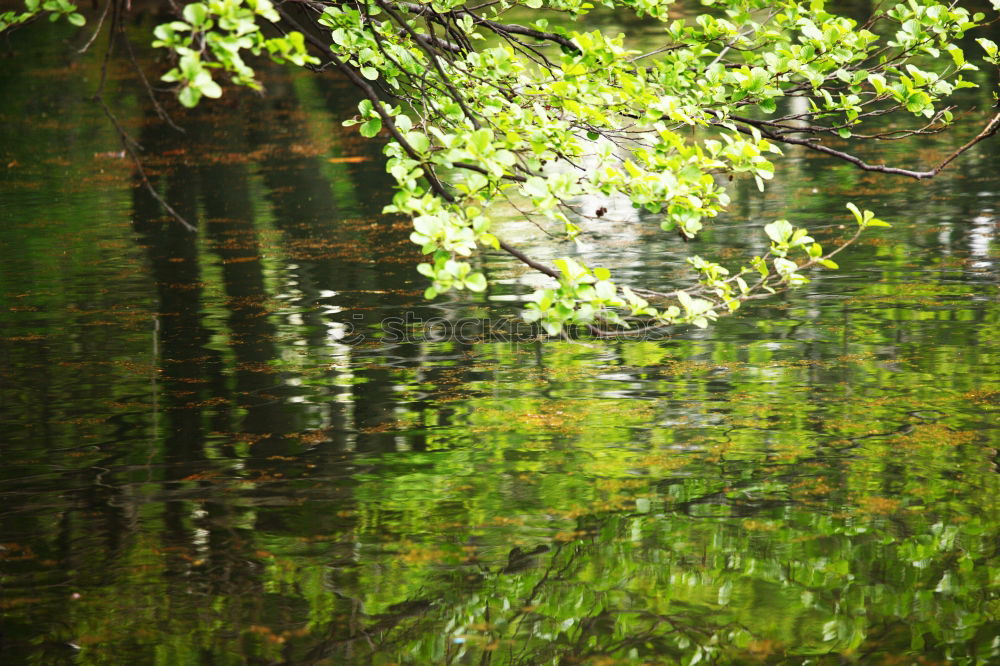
[1,14,999,666]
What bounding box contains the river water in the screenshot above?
[1,12,999,665]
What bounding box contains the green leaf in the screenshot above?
[178,85,200,108]
[463,172,488,193]
[464,272,487,292]
[977,38,998,59]
[182,2,207,26]
[523,177,548,199]
[198,77,222,99]
[846,202,864,225]
[764,219,793,244]
[405,132,429,153]
[360,118,382,138]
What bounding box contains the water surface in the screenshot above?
[1,16,999,665]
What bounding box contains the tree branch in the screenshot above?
[375,0,481,130]
[393,2,580,54]
[497,239,560,280]
[279,6,455,200]
[732,112,1000,179]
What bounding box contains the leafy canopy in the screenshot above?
[7,0,999,335]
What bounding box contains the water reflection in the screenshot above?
[1,17,999,666]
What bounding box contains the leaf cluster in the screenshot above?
[143,0,999,333]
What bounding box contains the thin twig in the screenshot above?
[77,0,112,54]
[94,95,196,232]
[121,29,185,132]
[90,1,194,231]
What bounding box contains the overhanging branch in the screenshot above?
[733,112,1000,180]
[394,2,580,54]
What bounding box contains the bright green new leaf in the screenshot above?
[360,118,382,138]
